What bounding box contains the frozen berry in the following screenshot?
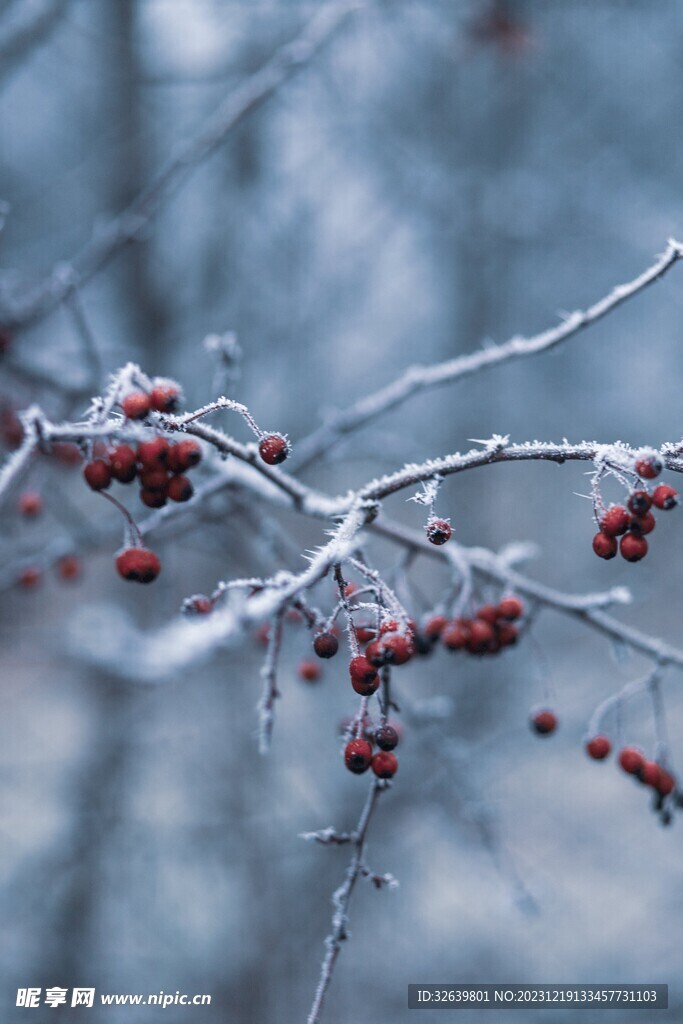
[167,474,193,502]
[121,391,151,420]
[364,640,388,668]
[497,596,523,621]
[18,491,42,517]
[423,614,448,640]
[349,656,379,696]
[344,739,373,774]
[599,505,630,537]
[477,604,499,625]
[652,484,678,510]
[186,595,213,615]
[620,533,648,562]
[618,746,644,775]
[627,490,652,516]
[629,511,655,535]
[382,633,414,665]
[110,445,137,483]
[375,725,399,751]
[139,467,169,491]
[531,709,557,735]
[586,735,611,760]
[168,439,202,472]
[496,622,518,647]
[51,442,82,465]
[259,434,289,465]
[298,660,321,682]
[140,488,167,508]
[19,566,41,588]
[356,625,376,644]
[467,619,495,654]
[137,437,169,468]
[83,459,112,491]
[426,518,451,545]
[313,632,339,659]
[593,532,617,559]
[115,547,161,583]
[372,751,398,778]
[442,620,470,650]
[150,384,180,413]
[635,455,662,480]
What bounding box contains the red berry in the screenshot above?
[344,739,373,774]
[355,625,376,644]
[620,533,648,562]
[186,595,212,614]
[57,555,81,581]
[618,746,644,775]
[592,532,617,559]
[467,619,495,654]
[51,442,82,466]
[656,768,676,797]
[382,633,414,665]
[349,656,379,696]
[442,619,470,650]
[167,474,193,502]
[168,439,202,472]
[477,604,499,625]
[150,385,180,413]
[137,437,169,468]
[531,709,557,735]
[627,490,652,516]
[121,391,151,420]
[629,511,655,535]
[139,467,169,491]
[83,459,112,491]
[364,640,388,668]
[586,735,611,760]
[19,566,41,588]
[298,659,321,682]
[109,445,137,483]
[426,518,451,545]
[423,614,448,640]
[652,484,678,510]
[313,632,339,659]
[496,622,518,647]
[497,596,523,621]
[635,455,662,480]
[379,619,401,636]
[639,760,661,788]
[375,725,399,751]
[371,751,398,778]
[18,491,42,517]
[115,547,161,583]
[140,488,167,508]
[259,434,289,465]
[599,505,630,537]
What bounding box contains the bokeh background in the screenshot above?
[1,1,683,1021]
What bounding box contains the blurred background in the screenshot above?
[1,0,683,1020]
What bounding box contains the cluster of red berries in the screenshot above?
[83,436,202,509]
[426,596,523,657]
[344,723,400,778]
[120,384,181,420]
[593,459,677,563]
[618,746,678,824]
[17,555,82,589]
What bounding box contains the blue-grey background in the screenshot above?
[1,1,682,1021]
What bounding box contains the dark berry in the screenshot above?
[382,633,414,665]
[349,656,379,696]
[110,445,137,483]
[620,533,648,562]
[426,518,451,545]
[167,474,193,502]
[83,459,112,491]
[344,739,373,774]
[629,511,655,535]
[140,488,167,509]
[627,490,652,516]
[599,505,630,537]
[375,725,399,751]
[259,434,289,465]
[313,632,339,659]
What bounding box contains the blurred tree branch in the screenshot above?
[0,0,69,86]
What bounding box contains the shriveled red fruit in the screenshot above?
[635,455,662,480]
[497,596,523,621]
[382,633,414,665]
[477,604,499,625]
[121,391,151,420]
[18,491,42,517]
[313,632,339,659]
[140,488,167,508]
[19,566,41,588]
[375,725,399,751]
[57,555,81,581]
[167,474,193,502]
[627,490,652,516]
[618,746,644,775]
[441,619,470,650]
[652,484,678,510]
[496,622,518,647]
[423,614,448,640]
[168,439,202,472]
[593,532,617,560]
[259,433,289,465]
[115,547,161,583]
[599,505,630,537]
[83,459,112,491]
[531,709,557,735]
[371,751,398,778]
[150,384,180,413]
[629,511,655,535]
[139,467,169,490]
[344,739,373,774]
[349,656,379,695]
[137,437,169,468]
[620,533,648,562]
[467,619,495,654]
[109,445,137,483]
[586,735,611,760]
[426,518,451,545]
[298,660,321,682]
